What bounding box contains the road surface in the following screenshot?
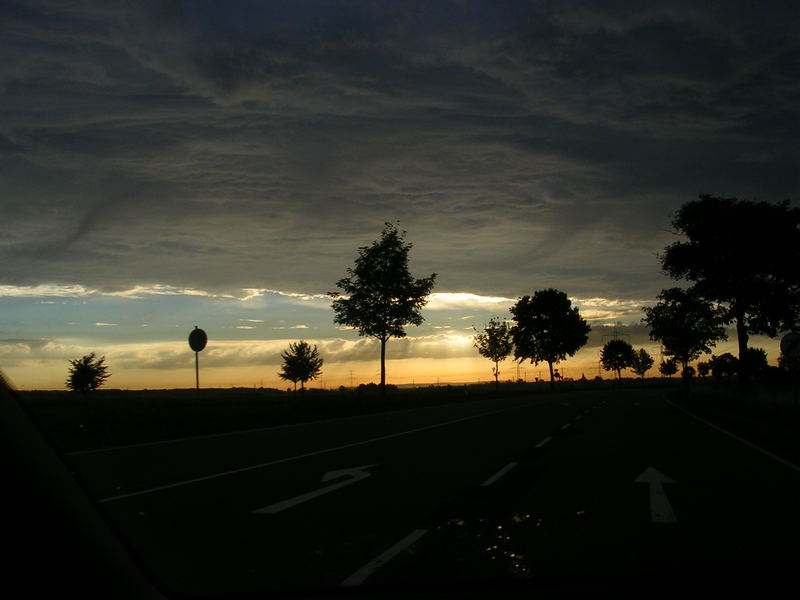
[64,388,800,594]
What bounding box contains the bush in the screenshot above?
[358,382,398,394]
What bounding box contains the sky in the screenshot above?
[1,1,797,390]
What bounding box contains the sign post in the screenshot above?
[188,326,208,393]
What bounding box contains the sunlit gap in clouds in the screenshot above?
[0,284,720,390]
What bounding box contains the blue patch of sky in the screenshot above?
[0,290,505,351]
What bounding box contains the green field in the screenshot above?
[19,377,798,461]
[19,378,668,453]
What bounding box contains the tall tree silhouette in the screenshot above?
[510,289,590,391]
[473,317,513,391]
[600,339,636,384]
[330,223,436,396]
[661,195,800,383]
[278,341,323,394]
[643,287,727,376]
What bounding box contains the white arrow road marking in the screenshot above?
[253,464,376,514]
[635,466,677,524]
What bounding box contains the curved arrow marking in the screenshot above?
[635,466,677,524]
[253,464,376,514]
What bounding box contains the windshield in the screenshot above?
[3,1,799,596]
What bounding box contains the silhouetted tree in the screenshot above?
[600,339,636,384]
[510,289,590,391]
[741,347,768,379]
[278,341,323,394]
[660,195,800,383]
[66,353,110,396]
[473,317,514,391]
[659,359,678,377]
[778,352,799,373]
[643,287,727,376]
[330,223,436,396]
[697,361,711,378]
[631,348,655,379]
[709,353,738,380]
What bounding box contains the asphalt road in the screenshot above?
[65,389,800,595]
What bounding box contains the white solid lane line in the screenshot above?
[665,397,800,475]
[69,397,529,456]
[341,529,428,586]
[99,403,528,503]
[480,462,518,487]
[253,465,376,514]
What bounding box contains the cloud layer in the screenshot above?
[2,1,797,302]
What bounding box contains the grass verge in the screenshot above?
[669,379,800,465]
[21,378,675,453]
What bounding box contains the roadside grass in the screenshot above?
[21,377,676,453]
[671,378,800,464]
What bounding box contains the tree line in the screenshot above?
[645,195,799,385]
[474,195,799,387]
[66,196,799,395]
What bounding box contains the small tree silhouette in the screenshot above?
[473,317,513,391]
[631,348,655,379]
[278,341,323,395]
[741,347,768,378]
[600,339,636,384]
[709,353,738,380]
[697,361,711,378]
[66,353,110,396]
[659,359,678,377]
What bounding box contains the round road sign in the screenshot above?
[189,326,207,352]
[780,332,800,358]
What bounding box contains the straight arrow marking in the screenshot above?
[253,464,376,514]
[635,466,677,524]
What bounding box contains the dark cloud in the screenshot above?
[1,0,797,301]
